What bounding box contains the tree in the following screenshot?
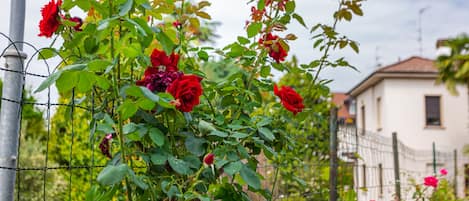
[436,34,469,94]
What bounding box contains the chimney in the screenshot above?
[436,38,451,57]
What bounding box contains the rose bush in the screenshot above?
[35,0,362,200]
[411,168,459,201]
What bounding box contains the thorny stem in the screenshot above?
[270,166,280,201]
[109,0,132,200]
[312,1,343,84]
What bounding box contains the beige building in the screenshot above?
[347,56,469,199]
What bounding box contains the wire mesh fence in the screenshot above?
[0,33,108,200]
[338,125,455,201]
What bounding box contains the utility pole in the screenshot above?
[0,0,27,200]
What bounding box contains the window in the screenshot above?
[377,98,382,130]
[425,96,441,126]
[361,105,366,134]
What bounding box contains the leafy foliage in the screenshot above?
[436,34,469,95]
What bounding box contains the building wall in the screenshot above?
[355,80,386,135]
[383,78,468,150]
[354,78,469,198]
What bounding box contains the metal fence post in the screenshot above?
[0,0,26,200]
[392,132,401,201]
[329,107,338,201]
[432,142,436,175]
[454,149,458,198]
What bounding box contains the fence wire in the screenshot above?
[338,126,455,201]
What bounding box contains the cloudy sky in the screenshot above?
[1,0,469,104]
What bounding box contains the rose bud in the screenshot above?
[203,153,215,165]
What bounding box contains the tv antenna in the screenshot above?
[418,6,430,56]
[375,46,381,67]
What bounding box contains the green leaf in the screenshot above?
[349,4,363,16]
[84,36,98,54]
[258,127,275,142]
[195,11,211,19]
[197,50,209,61]
[168,156,191,175]
[119,100,138,119]
[125,86,143,98]
[185,136,206,156]
[38,48,57,60]
[230,132,249,139]
[35,70,63,93]
[223,161,242,176]
[156,92,175,108]
[97,123,114,134]
[150,152,167,165]
[285,1,295,14]
[88,60,112,72]
[127,168,148,190]
[260,66,271,78]
[119,0,133,16]
[209,130,228,137]
[240,165,261,189]
[63,63,88,71]
[97,164,128,186]
[237,36,250,45]
[198,120,216,134]
[95,76,111,90]
[292,13,307,28]
[122,46,140,58]
[313,38,324,48]
[123,123,138,134]
[149,127,165,147]
[349,41,359,53]
[137,98,155,110]
[98,17,114,30]
[56,71,77,93]
[139,86,159,102]
[257,0,265,10]
[125,17,148,37]
[154,27,175,55]
[77,72,96,93]
[183,155,202,169]
[247,22,262,38]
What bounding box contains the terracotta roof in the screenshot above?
[377,56,437,73]
[332,93,354,119]
[347,56,438,97]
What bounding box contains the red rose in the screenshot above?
[38,0,62,38]
[151,49,180,72]
[203,153,215,165]
[259,33,288,63]
[172,20,182,28]
[274,84,304,115]
[68,16,83,31]
[424,176,438,188]
[136,67,183,92]
[167,75,203,112]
